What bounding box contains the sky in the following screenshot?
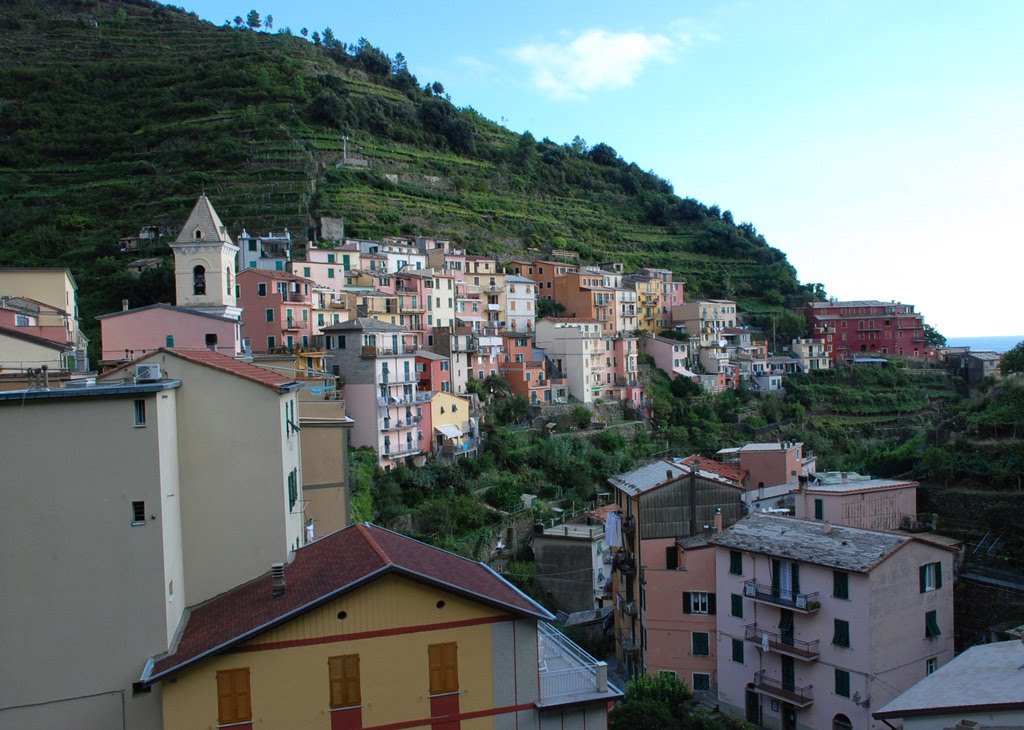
[180,1,1024,337]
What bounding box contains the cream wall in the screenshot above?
[0,331,67,370]
[0,269,79,339]
[161,574,532,730]
[299,398,351,538]
[0,387,181,730]
[104,352,303,604]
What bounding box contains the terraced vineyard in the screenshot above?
[0,0,816,354]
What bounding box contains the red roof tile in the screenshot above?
[144,524,552,682]
[680,454,747,485]
[101,349,295,392]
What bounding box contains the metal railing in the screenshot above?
[744,624,820,659]
[744,580,820,612]
[538,623,609,700]
[753,670,813,706]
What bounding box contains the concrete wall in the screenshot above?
[0,389,179,730]
[534,531,603,612]
[0,331,66,370]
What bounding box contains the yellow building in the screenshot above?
[142,523,619,730]
[430,391,477,460]
[0,267,89,369]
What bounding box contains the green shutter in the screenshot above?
[792,562,800,595]
[707,593,716,615]
[814,499,823,520]
[919,565,927,593]
[730,550,742,575]
[834,571,849,600]
[934,563,942,589]
[771,559,781,595]
[833,619,850,648]
[731,593,743,618]
[732,638,744,664]
[165,335,174,348]
[683,593,692,614]
[835,669,850,697]
[926,610,941,638]
[692,632,709,656]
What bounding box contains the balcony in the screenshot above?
[612,552,636,575]
[283,318,303,331]
[361,344,417,357]
[744,581,820,613]
[744,624,819,661]
[537,623,619,708]
[752,670,813,708]
[380,374,418,385]
[283,291,306,303]
[381,444,422,459]
[380,420,417,432]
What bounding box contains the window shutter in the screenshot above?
[731,593,743,618]
[428,644,443,693]
[934,563,942,590]
[442,643,458,692]
[328,656,344,707]
[666,546,678,570]
[342,655,360,706]
[919,565,927,593]
[708,593,717,615]
[792,562,800,594]
[771,559,780,594]
[730,550,742,575]
[216,671,234,723]
[683,593,692,614]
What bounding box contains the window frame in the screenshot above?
[133,399,147,427]
[692,672,711,691]
[832,618,851,648]
[729,550,743,575]
[731,593,743,618]
[131,500,146,526]
[731,637,744,664]
[833,571,849,600]
[925,610,941,639]
[216,667,252,726]
[329,654,361,709]
[834,668,850,698]
[428,642,459,695]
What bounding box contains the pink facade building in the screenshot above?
[713,514,956,730]
[499,332,550,405]
[800,300,938,363]
[416,349,451,394]
[237,269,314,353]
[794,473,920,532]
[717,442,816,492]
[97,304,241,365]
[642,334,694,379]
[293,243,357,290]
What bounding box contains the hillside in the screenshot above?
[0,0,815,350]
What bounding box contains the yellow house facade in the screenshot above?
[142,524,619,730]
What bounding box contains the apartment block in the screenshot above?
[0,267,89,370]
[293,242,359,289]
[714,514,956,730]
[800,300,937,363]
[509,258,579,299]
[791,337,832,372]
[237,228,292,272]
[794,472,920,532]
[237,268,315,352]
[535,318,606,404]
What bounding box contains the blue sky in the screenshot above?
[181,1,1023,337]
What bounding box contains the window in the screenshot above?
[691,632,710,656]
[265,309,274,323]
[248,240,257,252]
[131,501,146,525]
[834,668,850,698]
[328,268,335,279]
[327,254,336,263]
[833,571,849,600]
[267,336,276,350]
[729,550,743,575]
[732,638,744,664]
[287,469,298,511]
[15,313,30,326]
[833,714,853,730]
[926,657,937,675]
[258,282,267,296]
[165,334,175,348]
[428,642,458,694]
[731,593,743,618]
[814,498,824,520]
[692,673,711,691]
[683,591,714,614]
[920,562,942,592]
[205,333,218,348]
[925,610,941,638]
[665,546,679,570]
[328,655,360,708]
[833,619,850,648]
[133,399,146,427]
[216,668,252,725]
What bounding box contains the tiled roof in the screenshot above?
[322,317,408,333]
[173,195,233,245]
[95,303,236,323]
[0,324,69,350]
[609,459,687,495]
[100,349,296,392]
[711,513,911,573]
[143,524,553,682]
[679,455,747,484]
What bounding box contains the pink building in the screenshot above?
[642,334,692,379]
[800,299,938,363]
[794,473,920,532]
[416,349,451,394]
[237,269,314,353]
[713,513,956,730]
[499,332,550,405]
[97,304,241,366]
[717,442,816,492]
[294,243,357,289]
[0,296,75,347]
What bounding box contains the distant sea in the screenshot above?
[945,335,1023,353]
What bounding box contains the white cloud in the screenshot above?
[511,28,675,100]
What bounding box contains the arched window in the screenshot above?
[832,714,853,730]
[193,227,203,240]
[193,265,206,296]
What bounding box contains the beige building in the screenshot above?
[791,337,831,372]
[169,195,241,321]
[0,267,89,369]
[298,393,353,538]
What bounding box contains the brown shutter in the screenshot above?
[216,670,234,724]
[342,654,361,706]
[217,668,251,724]
[428,644,443,694]
[428,642,458,694]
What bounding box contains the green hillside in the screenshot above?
[0,0,816,351]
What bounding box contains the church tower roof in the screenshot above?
[174,194,234,246]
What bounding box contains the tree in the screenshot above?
[430,81,444,95]
[265,14,273,30]
[300,27,308,37]
[1001,341,1024,376]
[392,51,408,75]
[570,406,592,430]
[923,323,946,347]
[322,27,336,49]
[233,15,244,28]
[245,9,261,30]
[311,30,321,45]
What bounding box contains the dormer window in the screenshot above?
[193,227,203,240]
[193,265,206,295]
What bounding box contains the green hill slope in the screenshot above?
[0,0,815,349]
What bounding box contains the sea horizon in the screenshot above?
[945,335,1023,353]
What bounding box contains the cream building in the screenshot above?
[505,274,537,333]
[535,318,606,404]
[0,267,89,369]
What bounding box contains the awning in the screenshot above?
[436,424,462,439]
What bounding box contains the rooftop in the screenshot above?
[874,640,1024,720]
[0,379,180,402]
[711,513,911,573]
[95,302,237,323]
[322,317,409,333]
[736,442,803,453]
[678,454,747,484]
[101,349,298,393]
[143,523,553,683]
[807,472,918,494]
[0,324,70,351]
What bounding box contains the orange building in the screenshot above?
[508,259,579,300]
[552,272,620,335]
[141,523,619,730]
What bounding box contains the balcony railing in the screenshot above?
[537,623,614,705]
[752,670,813,708]
[380,374,418,385]
[381,444,422,459]
[361,344,417,357]
[744,624,820,661]
[744,580,820,613]
[283,291,306,303]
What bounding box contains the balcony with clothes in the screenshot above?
[744,624,820,661]
[536,622,622,709]
[751,669,814,708]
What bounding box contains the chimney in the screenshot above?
[823,521,833,536]
[714,507,723,534]
[121,298,129,311]
[271,563,286,597]
[841,471,848,483]
[667,469,674,481]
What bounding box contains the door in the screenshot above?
[781,656,795,693]
[779,609,795,647]
[745,689,761,726]
[781,704,797,730]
